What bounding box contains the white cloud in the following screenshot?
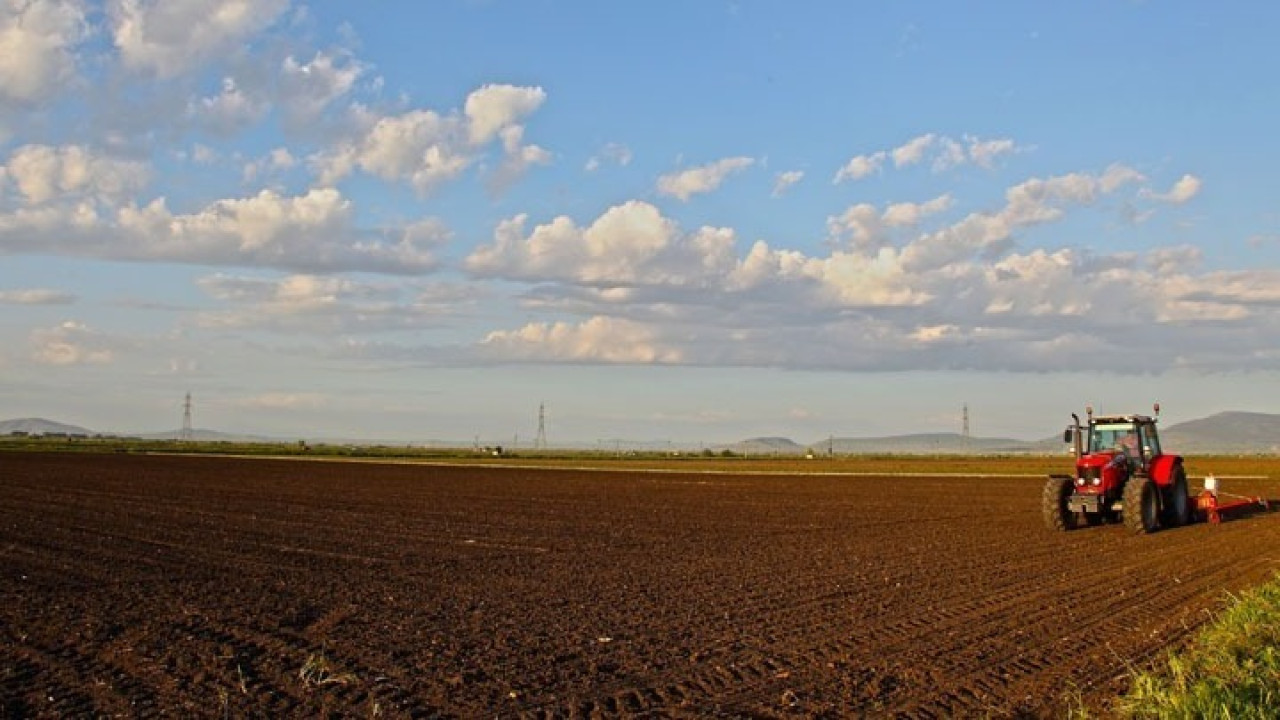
[833,151,885,183]
[194,264,468,334]
[827,194,952,252]
[965,136,1018,168]
[771,170,804,197]
[316,83,548,195]
[481,316,684,364]
[279,50,365,123]
[0,186,446,274]
[464,84,547,145]
[838,133,1023,183]
[466,200,737,287]
[29,320,114,365]
[892,133,937,167]
[3,144,148,205]
[187,76,267,135]
[902,166,1143,272]
[242,147,296,182]
[0,0,87,105]
[1142,174,1202,204]
[883,195,954,227]
[656,156,754,201]
[0,288,76,304]
[585,142,632,172]
[489,125,552,195]
[456,164,1275,373]
[110,0,291,78]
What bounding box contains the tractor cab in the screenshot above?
[1078,415,1161,475]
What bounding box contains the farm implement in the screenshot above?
[1195,475,1269,524]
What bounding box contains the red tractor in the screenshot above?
[1043,404,1190,534]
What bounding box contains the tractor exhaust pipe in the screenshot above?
[1070,413,1082,458]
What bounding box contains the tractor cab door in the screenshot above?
[1134,422,1160,474]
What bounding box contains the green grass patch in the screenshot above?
[1115,574,1280,718]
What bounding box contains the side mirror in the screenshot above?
[1063,427,1074,444]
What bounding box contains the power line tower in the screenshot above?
[535,402,547,449]
[181,392,193,441]
[962,403,971,440]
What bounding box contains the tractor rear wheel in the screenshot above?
[1163,465,1190,527]
[1042,476,1078,531]
[1124,477,1160,534]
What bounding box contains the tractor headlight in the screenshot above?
[1092,477,1102,486]
[1075,477,1084,486]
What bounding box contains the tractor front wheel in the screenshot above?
[1124,477,1160,534]
[1042,476,1078,532]
[1163,465,1190,528]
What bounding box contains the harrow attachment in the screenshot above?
[1195,475,1269,525]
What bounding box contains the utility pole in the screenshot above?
[181,392,193,441]
[535,402,547,450]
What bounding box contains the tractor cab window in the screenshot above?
[1138,423,1160,458]
[1090,423,1139,458]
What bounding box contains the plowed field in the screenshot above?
[3,453,1278,718]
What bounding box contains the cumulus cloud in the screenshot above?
[1142,174,1202,204]
[110,0,291,78]
[0,0,88,105]
[480,316,684,364]
[279,50,365,124]
[772,170,804,197]
[458,163,1278,373]
[464,84,547,145]
[585,142,632,172]
[656,156,754,201]
[488,125,552,195]
[836,133,1023,183]
[242,147,296,183]
[828,194,953,252]
[0,186,448,274]
[3,144,148,205]
[833,151,885,183]
[466,200,738,287]
[186,76,267,135]
[194,268,470,334]
[0,288,76,304]
[29,320,115,365]
[316,83,548,195]
[892,133,936,167]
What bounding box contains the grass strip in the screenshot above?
[1115,573,1280,718]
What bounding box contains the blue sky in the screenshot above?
[1,1,1278,444]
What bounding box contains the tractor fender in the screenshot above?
[1149,455,1182,487]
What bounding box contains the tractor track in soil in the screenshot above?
[2,452,1279,718]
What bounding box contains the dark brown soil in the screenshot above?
[3,453,1278,718]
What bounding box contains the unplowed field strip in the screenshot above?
[2,453,1278,717]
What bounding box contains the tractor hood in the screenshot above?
[1077,451,1127,473]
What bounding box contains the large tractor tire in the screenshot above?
[1124,477,1161,534]
[1042,475,1078,532]
[1162,465,1190,528]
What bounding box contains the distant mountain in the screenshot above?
[725,412,1280,456]
[820,433,1035,455]
[1161,412,1280,454]
[728,437,806,454]
[0,417,94,435]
